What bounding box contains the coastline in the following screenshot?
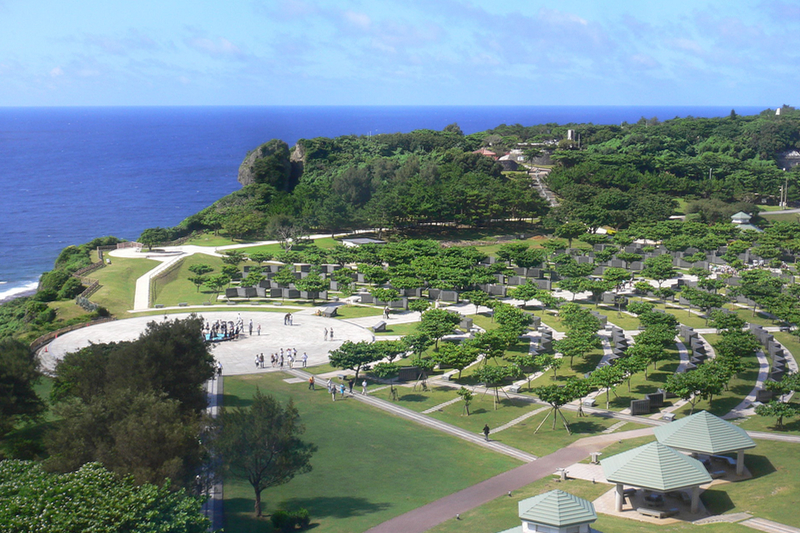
[0,281,39,304]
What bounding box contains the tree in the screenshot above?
[473,364,518,410]
[507,281,540,305]
[590,364,624,409]
[665,371,706,415]
[0,461,209,532]
[328,341,383,381]
[0,338,44,439]
[370,287,400,304]
[221,250,245,265]
[457,387,474,415]
[732,269,784,316]
[642,254,676,288]
[681,287,729,325]
[216,389,316,517]
[266,214,304,251]
[554,221,587,248]
[138,227,170,251]
[272,265,297,287]
[204,273,230,302]
[408,298,432,314]
[532,384,575,433]
[295,269,330,302]
[187,275,208,293]
[554,334,598,369]
[461,289,492,314]
[615,252,642,269]
[434,342,478,379]
[418,309,461,349]
[535,353,563,379]
[755,401,800,430]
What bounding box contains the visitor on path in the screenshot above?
[331,386,337,402]
[327,378,332,393]
[217,361,222,377]
[302,352,308,367]
[279,355,284,368]
[257,324,261,336]
[348,378,354,394]
[254,354,259,368]
[259,353,265,368]
[288,314,293,325]
[339,383,346,397]
[248,319,253,335]
[483,425,490,441]
[384,306,390,319]
[361,380,368,395]
[329,327,334,340]
[308,376,315,390]
[324,328,328,341]
[288,354,294,368]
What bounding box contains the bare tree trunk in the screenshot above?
[254,489,262,517]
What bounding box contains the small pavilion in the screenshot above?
[601,441,712,514]
[654,410,755,476]
[730,211,762,232]
[498,490,598,533]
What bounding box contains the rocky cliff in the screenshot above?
[238,140,305,190]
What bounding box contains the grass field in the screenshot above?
[88,257,160,314]
[182,233,238,247]
[151,254,227,306]
[221,373,521,533]
[332,305,384,320]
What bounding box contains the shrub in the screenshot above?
[271,510,292,531]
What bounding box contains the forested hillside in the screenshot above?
[175,107,800,241]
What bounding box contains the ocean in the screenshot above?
[0,105,765,302]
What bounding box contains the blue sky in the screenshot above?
[0,0,798,106]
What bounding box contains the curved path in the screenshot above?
[39,311,373,374]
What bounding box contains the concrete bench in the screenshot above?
[709,470,726,479]
[637,508,678,519]
[178,302,188,307]
[508,385,521,393]
[661,412,676,422]
[319,307,338,318]
[583,399,596,407]
[202,302,211,306]
[154,304,164,309]
[371,321,387,332]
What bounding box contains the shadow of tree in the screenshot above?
[278,496,392,519]
[398,394,427,402]
[567,420,606,434]
[745,454,777,479]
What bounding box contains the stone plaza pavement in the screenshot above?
[39,310,374,375]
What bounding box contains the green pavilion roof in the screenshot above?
[517,490,597,527]
[601,441,711,492]
[654,411,755,455]
[731,211,752,221]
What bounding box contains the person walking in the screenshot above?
[326,378,332,393]
[361,379,368,395]
[324,328,328,341]
[217,361,223,377]
[248,319,253,336]
[331,385,337,402]
[339,383,346,397]
[348,378,354,394]
[288,354,294,368]
[259,353,265,368]
[483,424,490,442]
[302,352,308,367]
[329,327,334,340]
[254,354,259,368]
[308,376,315,390]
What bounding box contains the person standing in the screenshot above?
[259,353,265,368]
[302,352,308,367]
[217,361,223,377]
[483,424,490,442]
[331,385,337,402]
[254,354,259,368]
[249,319,253,336]
[327,378,332,393]
[348,378,354,394]
[329,327,334,340]
[324,328,328,341]
[308,376,315,390]
[361,379,367,395]
[257,323,261,336]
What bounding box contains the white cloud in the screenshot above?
[186,36,245,58]
[49,66,64,77]
[343,11,371,30]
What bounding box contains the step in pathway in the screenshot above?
[489,406,550,434]
[741,518,800,533]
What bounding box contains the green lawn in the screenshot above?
[470,313,500,332]
[760,212,800,223]
[333,305,384,320]
[89,257,160,314]
[152,254,227,307]
[723,304,784,328]
[603,345,682,411]
[374,322,419,336]
[221,373,521,533]
[671,335,760,418]
[428,437,800,532]
[182,232,238,247]
[596,306,641,330]
[529,308,566,332]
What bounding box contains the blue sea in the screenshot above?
[0,105,765,302]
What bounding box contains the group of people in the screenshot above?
[307,375,369,401]
[323,327,334,341]
[203,318,242,341]
[254,347,309,369]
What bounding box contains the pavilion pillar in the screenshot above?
[736,449,744,476]
[691,486,700,514]
[615,484,624,512]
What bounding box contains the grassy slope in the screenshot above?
[222,373,520,533]
[151,254,227,306]
[89,257,160,314]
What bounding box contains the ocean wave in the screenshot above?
[0,281,39,303]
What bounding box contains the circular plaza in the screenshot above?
[39,311,375,375]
